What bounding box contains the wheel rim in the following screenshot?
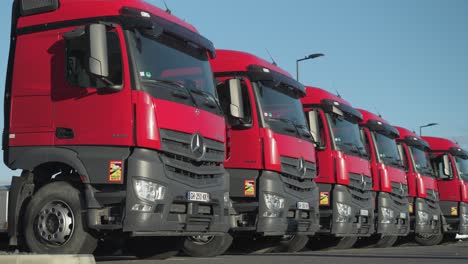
[188,235,215,245]
[35,200,75,246]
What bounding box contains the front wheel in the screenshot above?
[271,235,309,252]
[415,232,443,246]
[23,181,97,254]
[374,235,398,248]
[181,234,233,257]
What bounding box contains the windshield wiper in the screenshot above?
[142,79,199,108]
[267,117,312,139]
[381,156,405,169]
[188,87,223,112]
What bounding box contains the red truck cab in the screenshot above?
[396,127,443,245]
[182,50,319,256]
[358,110,410,246]
[301,87,373,249]
[423,137,468,239]
[4,0,228,255]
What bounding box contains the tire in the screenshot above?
[229,236,282,254]
[374,235,398,248]
[125,237,184,259]
[271,235,309,253]
[23,181,97,254]
[414,232,443,246]
[181,234,233,257]
[307,236,357,250]
[442,233,458,244]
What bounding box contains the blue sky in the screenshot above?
[0,0,467,184]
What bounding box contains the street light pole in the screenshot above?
[419,123,439,136]
[296,53,324,81]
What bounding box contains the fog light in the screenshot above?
[336,203,352,223]
[263,211,280,218]
[381,207,395,224]
[264,193,285,210]
[132,204,152,212]
[134,179,166,202]
[224,192,231,206]
[417,211,429,225]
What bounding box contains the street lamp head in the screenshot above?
[306,53,324,59]
[427,123,438,127]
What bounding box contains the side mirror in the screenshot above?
[228,79,244,119]
[308,110,322,148]
[88,24,109,78]
[443,155,452,178]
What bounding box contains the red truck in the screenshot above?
[2,0,229,256]
[358,110,410,247]
[182,50,319,256]
[396,127,443,245]
[301,87,374,249]
[422,137,468,242]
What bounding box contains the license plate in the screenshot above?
[360,209,369,216]
[187,191,210,202]
[297,202,310,210]
[400,213,407,219]
[433,215,439,220]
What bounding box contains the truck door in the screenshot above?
[434,154,461,201]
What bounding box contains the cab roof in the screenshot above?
[301,86,351,106]
[357,109,389,125]
[16,0,198,33]
[422,136,460,151]
[395,126,430,150]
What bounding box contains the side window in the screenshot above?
[432,155,453,179]
[397,144,409,171]
[216,79,252,127]
[66,30,122,88]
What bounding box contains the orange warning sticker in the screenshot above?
[244,180,255,196]
[108,160,123,183]
[320,192,329,206]
[451,206,458,216]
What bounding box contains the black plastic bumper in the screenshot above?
[122,148,229,235]
[328,185,374,236]
[376,192,409,236]
[232,170,319,236]
[413,197,442,235]
[440,201,468,235]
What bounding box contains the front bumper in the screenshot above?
[256,170,319,236]
[376,192,409,236]
[122,148,229,236]
[329,184,374,236]
[440,201,468,235]
[413,197,442,235]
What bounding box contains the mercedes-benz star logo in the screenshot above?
[400,182,405,195]
[297,157,307,178]
[361,174,367,188]
[190,132,206,161]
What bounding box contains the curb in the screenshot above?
[0,254,96,264]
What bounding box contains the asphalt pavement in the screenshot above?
[96,240,468,264]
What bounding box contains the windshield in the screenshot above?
[409,146,434,176]
[255,82,310,140]
[329,115,367,157]
[127,30,219,114]
[374,132,403,168]
[455,157,468,182]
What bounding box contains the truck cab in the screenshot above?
[3,0,228,256]
[423,137,468,240]
[182,50,319,256]
[358,110,410,247]
[302,87,373,249]
[396,127,443,245]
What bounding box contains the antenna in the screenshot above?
[335,89,341,98]
[265,48,277,66]
[162,0,171,14]
[373,107,382,118]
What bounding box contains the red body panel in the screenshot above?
[396,126,438,199]
[301,87,372,185]
[423,136,468,203]
[358,109,407,192]
[211,50,316,171]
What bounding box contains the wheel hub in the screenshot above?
[36,200,75,246]
[189,235,214,245]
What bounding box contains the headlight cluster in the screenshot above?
[336,203,352,223]
[462,214,468,227]
[417,211,429,225]
[381,207,395,224]
[134,179,166,202]
[224,192,232,208]
[263,193,285,218]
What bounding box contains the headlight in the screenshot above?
[336,203,352,223]
[381,207,395,224]
[134,179,166,202]
[417,211,429,225]
[224,192,231,207]
[263,193,285,211]
[462,214,468,226]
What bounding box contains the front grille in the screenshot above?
[159,129,225,186]
[280,156,317,192]
[349,173,373,201]
[390,182,409,206]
